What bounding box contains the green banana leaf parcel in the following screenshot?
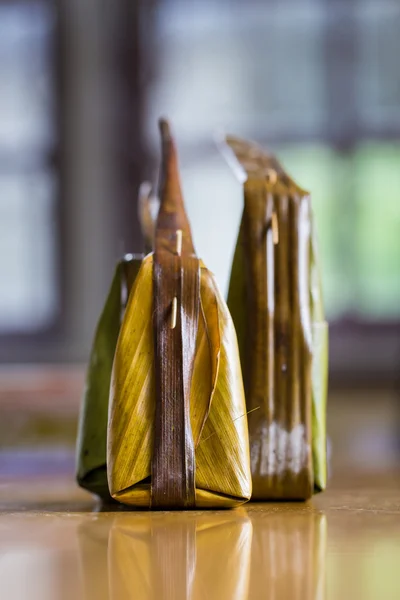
[76,256,142,500]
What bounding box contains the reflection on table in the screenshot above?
[76,507,326,600]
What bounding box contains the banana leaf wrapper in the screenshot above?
[221,135,328,500]
[107,120,252,509]
[76,256,142,500]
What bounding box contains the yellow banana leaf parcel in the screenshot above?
[107,121,251,509]
[108,254,252,508]
[219,135,329,500]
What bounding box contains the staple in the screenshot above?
[266,168,277,185]
[271,212,279,245]
[170,296,177,329]
[176,229,183,256]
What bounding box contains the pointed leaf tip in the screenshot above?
[159,118,171,141]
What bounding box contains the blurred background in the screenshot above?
[0,0,399,479]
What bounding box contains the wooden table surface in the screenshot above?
[1,473,400,600]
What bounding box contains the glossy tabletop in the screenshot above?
[1,473,400,600]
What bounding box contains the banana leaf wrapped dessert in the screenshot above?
[107,120,252,508]
[219,135,328,500]
[76,255,142,500]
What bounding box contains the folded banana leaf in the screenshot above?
[107,120,252,509]
[219,135,328,500]
[76,255,142,500]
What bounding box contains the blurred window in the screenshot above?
[0,0,398,380]
[0,0,59,334]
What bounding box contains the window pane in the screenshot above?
[148,0,326,146]
[0,1,55,153]
[0,173,58,333]
[0,1,58,334]
[354,144,400,318]
[278,143,400,320]
[356,2,400,130]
